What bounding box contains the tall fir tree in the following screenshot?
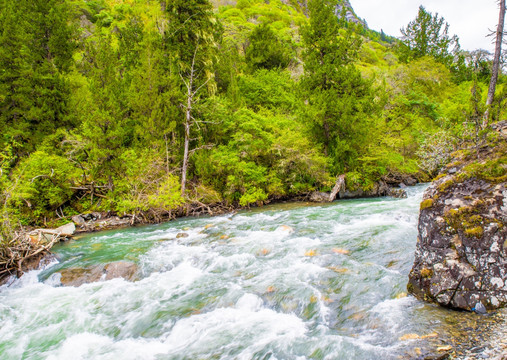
[301,0,372,173]
[0,0,75,159]
[398,6,460,67]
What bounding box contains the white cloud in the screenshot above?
[349,0,500,52]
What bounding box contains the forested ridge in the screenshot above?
[1,0,505,240]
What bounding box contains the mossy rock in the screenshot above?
[420,199,434,210]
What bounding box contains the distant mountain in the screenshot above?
[335,0,367,27]
[213,0,367,27]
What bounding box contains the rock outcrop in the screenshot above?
[334,0,366,27]
[309,177,409,203]
[72,212,133,233]
[408,127,507,310]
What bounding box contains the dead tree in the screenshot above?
[180,44,211,197]
[484,0,506,126]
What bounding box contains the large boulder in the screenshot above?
[309,191,330,202]
[408,133,507,310]
[56,222,76,237]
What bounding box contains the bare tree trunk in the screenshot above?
[181,98,191,196]
[484,0,506,127]
[180,46,198,197]
[164,134,170,174]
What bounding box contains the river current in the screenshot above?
[0,185,498,359]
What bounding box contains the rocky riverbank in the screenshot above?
[0,174,417,286]
[408,123,507,310]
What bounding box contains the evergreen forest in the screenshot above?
[1,0,505,240]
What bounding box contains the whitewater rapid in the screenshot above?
[1,185,474,359]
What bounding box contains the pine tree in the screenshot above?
[245,23,292,71]
[0,0,75,158]
[398,6,460,67]
[301,0,372,173]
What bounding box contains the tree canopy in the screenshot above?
[397,6,460,67]
[0,0,504,238]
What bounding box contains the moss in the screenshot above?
[446,159,465,169]
[465,226,484,238]
[434,173,447,181]
[437,178,455,192]
[444,205,488,239]
[455,141,507,184]
[420,199,434,210]
[407,282,414,293]
[420,268,433,278]
[472,199,486,208]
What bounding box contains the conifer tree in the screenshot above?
[245,24,292,71]
[0,0,75,158]
[301,0,372,173]
[398,6,460,67]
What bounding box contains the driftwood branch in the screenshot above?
[0,230,64,282]
[329,174,346,202]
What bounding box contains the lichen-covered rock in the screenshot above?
[408,130,507,310]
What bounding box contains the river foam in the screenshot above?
[2,184,472,360]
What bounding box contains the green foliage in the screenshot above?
[10,151,80,223]
[112,150,183,213]
[397,6,460,68]
[301,0,373,173]
[0,0,503,234]
[78,34,132,189]
[165,0,222,78]
[238,69,297,112]
[0,0,76,157]
[194,108,330,205]
[245,23,293,70]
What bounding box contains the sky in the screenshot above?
[348,0,501,52]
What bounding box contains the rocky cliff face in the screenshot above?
[334,0,366,26]
[408,123,507,310]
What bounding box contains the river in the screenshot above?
[0,185,503,359]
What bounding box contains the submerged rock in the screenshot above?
[104,261,138,281]
[59,261,138,287]
[389,188,408,198]
[59,265,104,286]
[408,129,507,310]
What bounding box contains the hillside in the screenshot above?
[0,0,503,237]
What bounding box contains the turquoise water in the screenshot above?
[0,185,484,359]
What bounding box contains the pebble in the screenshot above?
[410,309,507,360]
